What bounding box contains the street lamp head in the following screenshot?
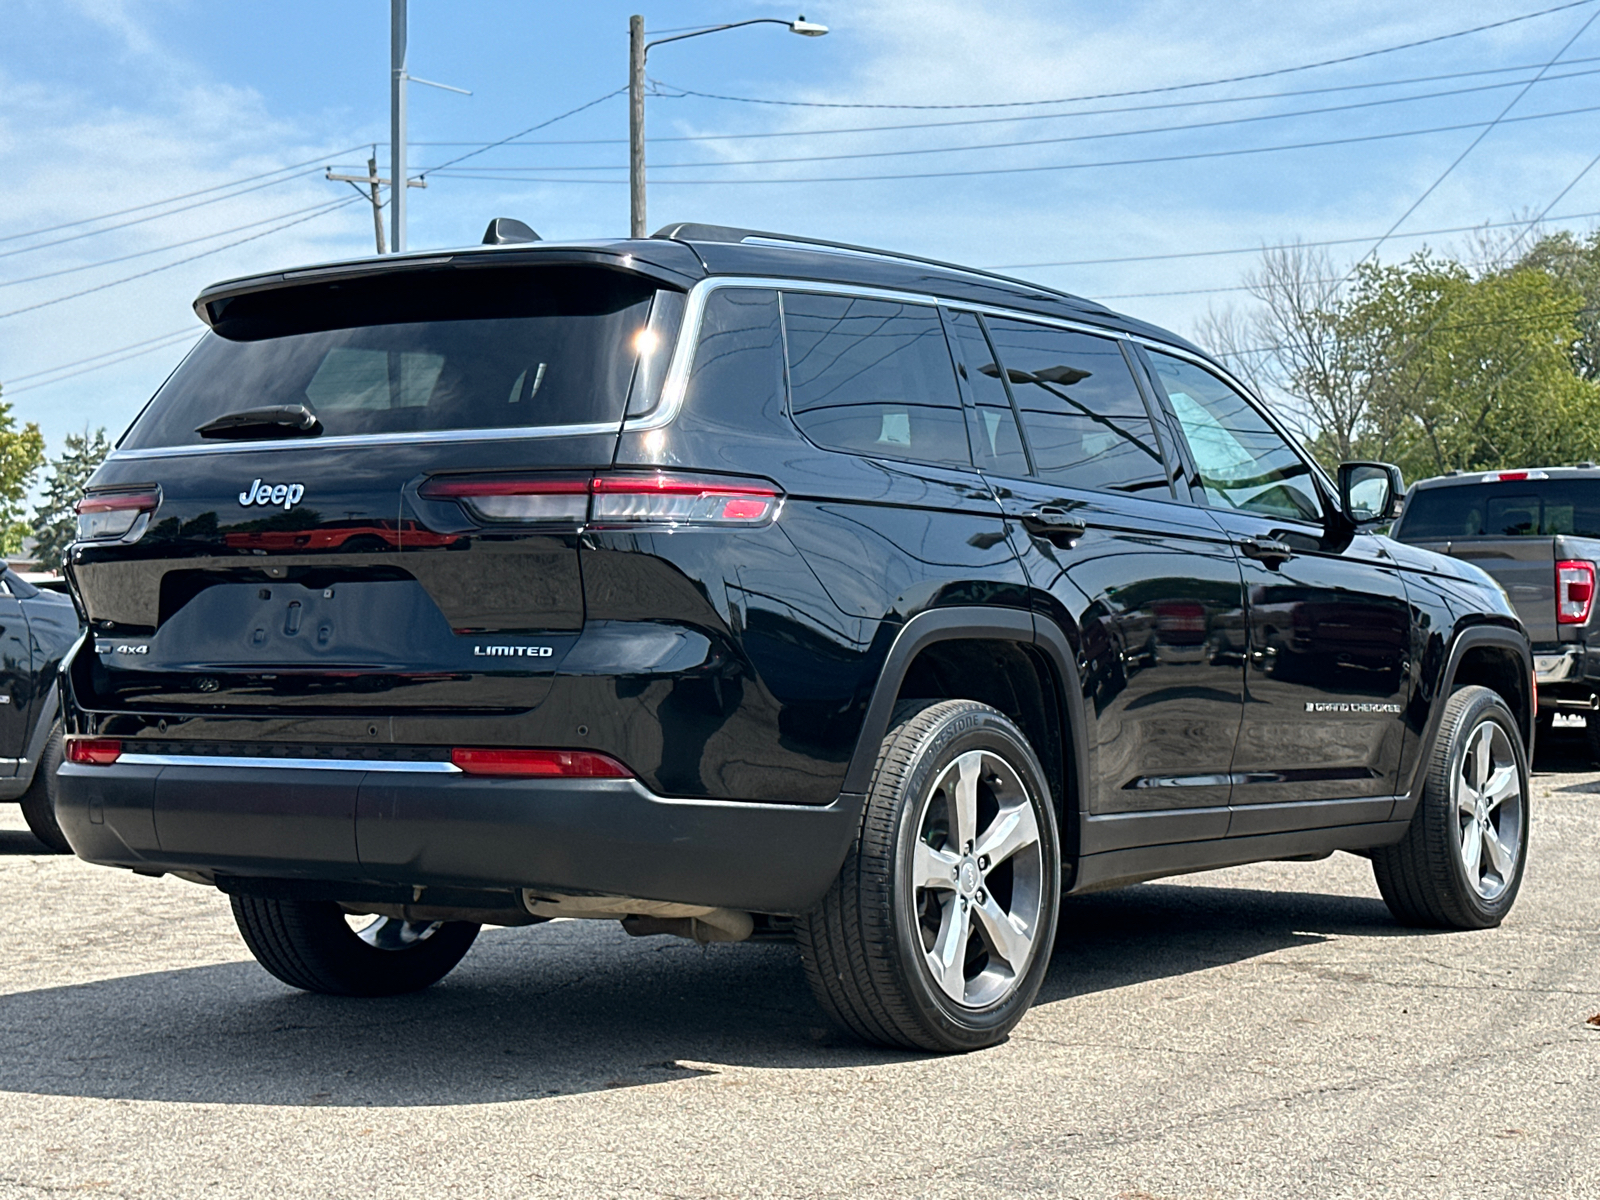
[789,15,829,36]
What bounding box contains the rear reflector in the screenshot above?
[1557,560,1596,624]
[75,489,160,542]
[420,471,781,529]
[66,738,123,765]
[449,748,632,777]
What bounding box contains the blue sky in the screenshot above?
[3,0,1599,463]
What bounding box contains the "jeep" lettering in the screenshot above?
[238,479,305,510]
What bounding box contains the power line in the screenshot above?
[649,1,1600,111]
[415,88,627,176]
[0,197,363,322]
[4,327,197,385]
[407,67,1600,175]
[4,330,200,396]
[986,209,1600,270]
[0,147,367,246]
[429,102,1600,185]
[395,57,1600,147]
[0,198,355,290]
[0,167,334,263]
[1328,5,1600,295]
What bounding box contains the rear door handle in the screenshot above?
[1020,508,1087,542]
[1240,536,1295,565]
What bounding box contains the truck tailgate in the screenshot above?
[1408,537,1558,642]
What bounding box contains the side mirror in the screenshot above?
[1338,461,1405,525]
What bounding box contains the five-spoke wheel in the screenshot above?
[1374,685,1529,929]
[797,699,1060,1051]
[910,748,1045,1009]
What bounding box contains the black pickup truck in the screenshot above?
[1392,467,1600,756]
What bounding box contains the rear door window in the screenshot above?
[121,265,667,449]
[944,310,1030,476]
[983,318,1167,495]
[781,292,972,467]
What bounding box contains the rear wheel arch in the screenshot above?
[844,608,1088,865]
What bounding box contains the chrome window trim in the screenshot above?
[623,276,1144,435]
[115,753,462,774]
[105,421,621,462]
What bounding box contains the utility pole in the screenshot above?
[628,16,827,240]
[327,148,424,255]
[391,0,408,253]
[630,15,647,238]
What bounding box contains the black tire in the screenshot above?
[796,699,1061,1052]
[1585,712,1600,765]
[230,895,479,996]
[1372,685,1529,930]
[18,725,69,854]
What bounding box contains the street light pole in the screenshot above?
[630,15,647,238]
[391,0,408,253]
[627,14,828,240]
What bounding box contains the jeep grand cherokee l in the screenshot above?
[55,223,1533,1052]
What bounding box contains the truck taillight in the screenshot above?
[420,472,781,529]
[75,489,160,542]
[66,738,123,765]
[1557,560,1595,624]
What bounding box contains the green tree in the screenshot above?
[0,395,47,557]
[1343,254,1600,479]
[28,427,109,568]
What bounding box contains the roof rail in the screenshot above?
[649,222,1099,309]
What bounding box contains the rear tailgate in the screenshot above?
[68,259,686,716]
[1427,537,1559,642]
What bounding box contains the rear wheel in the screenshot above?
[18,726,69,854]
[1372,686,1528,929]
[230,895,479,996]
[797,699,1061,1052]
[1584,712,1600,764]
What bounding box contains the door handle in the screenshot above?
[1240,536,1295,565]
[1020,508,1087,543]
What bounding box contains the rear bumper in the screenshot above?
[1533,643,1600,711]
[55,760,864,914]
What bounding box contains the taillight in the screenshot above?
[66,738,123,765]
[589,473,780,528]
[75,488,160,542]
[420,472,781,529]
[418,475,589,524]
[1557,559,1595,624]
[450,748,631,777]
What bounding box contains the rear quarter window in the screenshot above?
[781,292,971,468]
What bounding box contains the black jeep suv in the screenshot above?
[57,223,1533,1052]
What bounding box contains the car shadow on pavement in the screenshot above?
[0,876,1420,1109]
[1040,881,1408,1008]
[0,827,53,855]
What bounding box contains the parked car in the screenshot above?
[1391,467,1600,758]
[56,223,1532,1051]
[0,568,81,851]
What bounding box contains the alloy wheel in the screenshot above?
[1455,719,1524,901]
[910,748,1046,1008]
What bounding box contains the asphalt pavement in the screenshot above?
[0,729,1595,1199]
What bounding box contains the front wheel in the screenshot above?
[230,895,479,996]
[797,699,1061,1052]
[1372,685,1529,929]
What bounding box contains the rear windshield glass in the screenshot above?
[1397,480,1600,539]
[121,265,666,449]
